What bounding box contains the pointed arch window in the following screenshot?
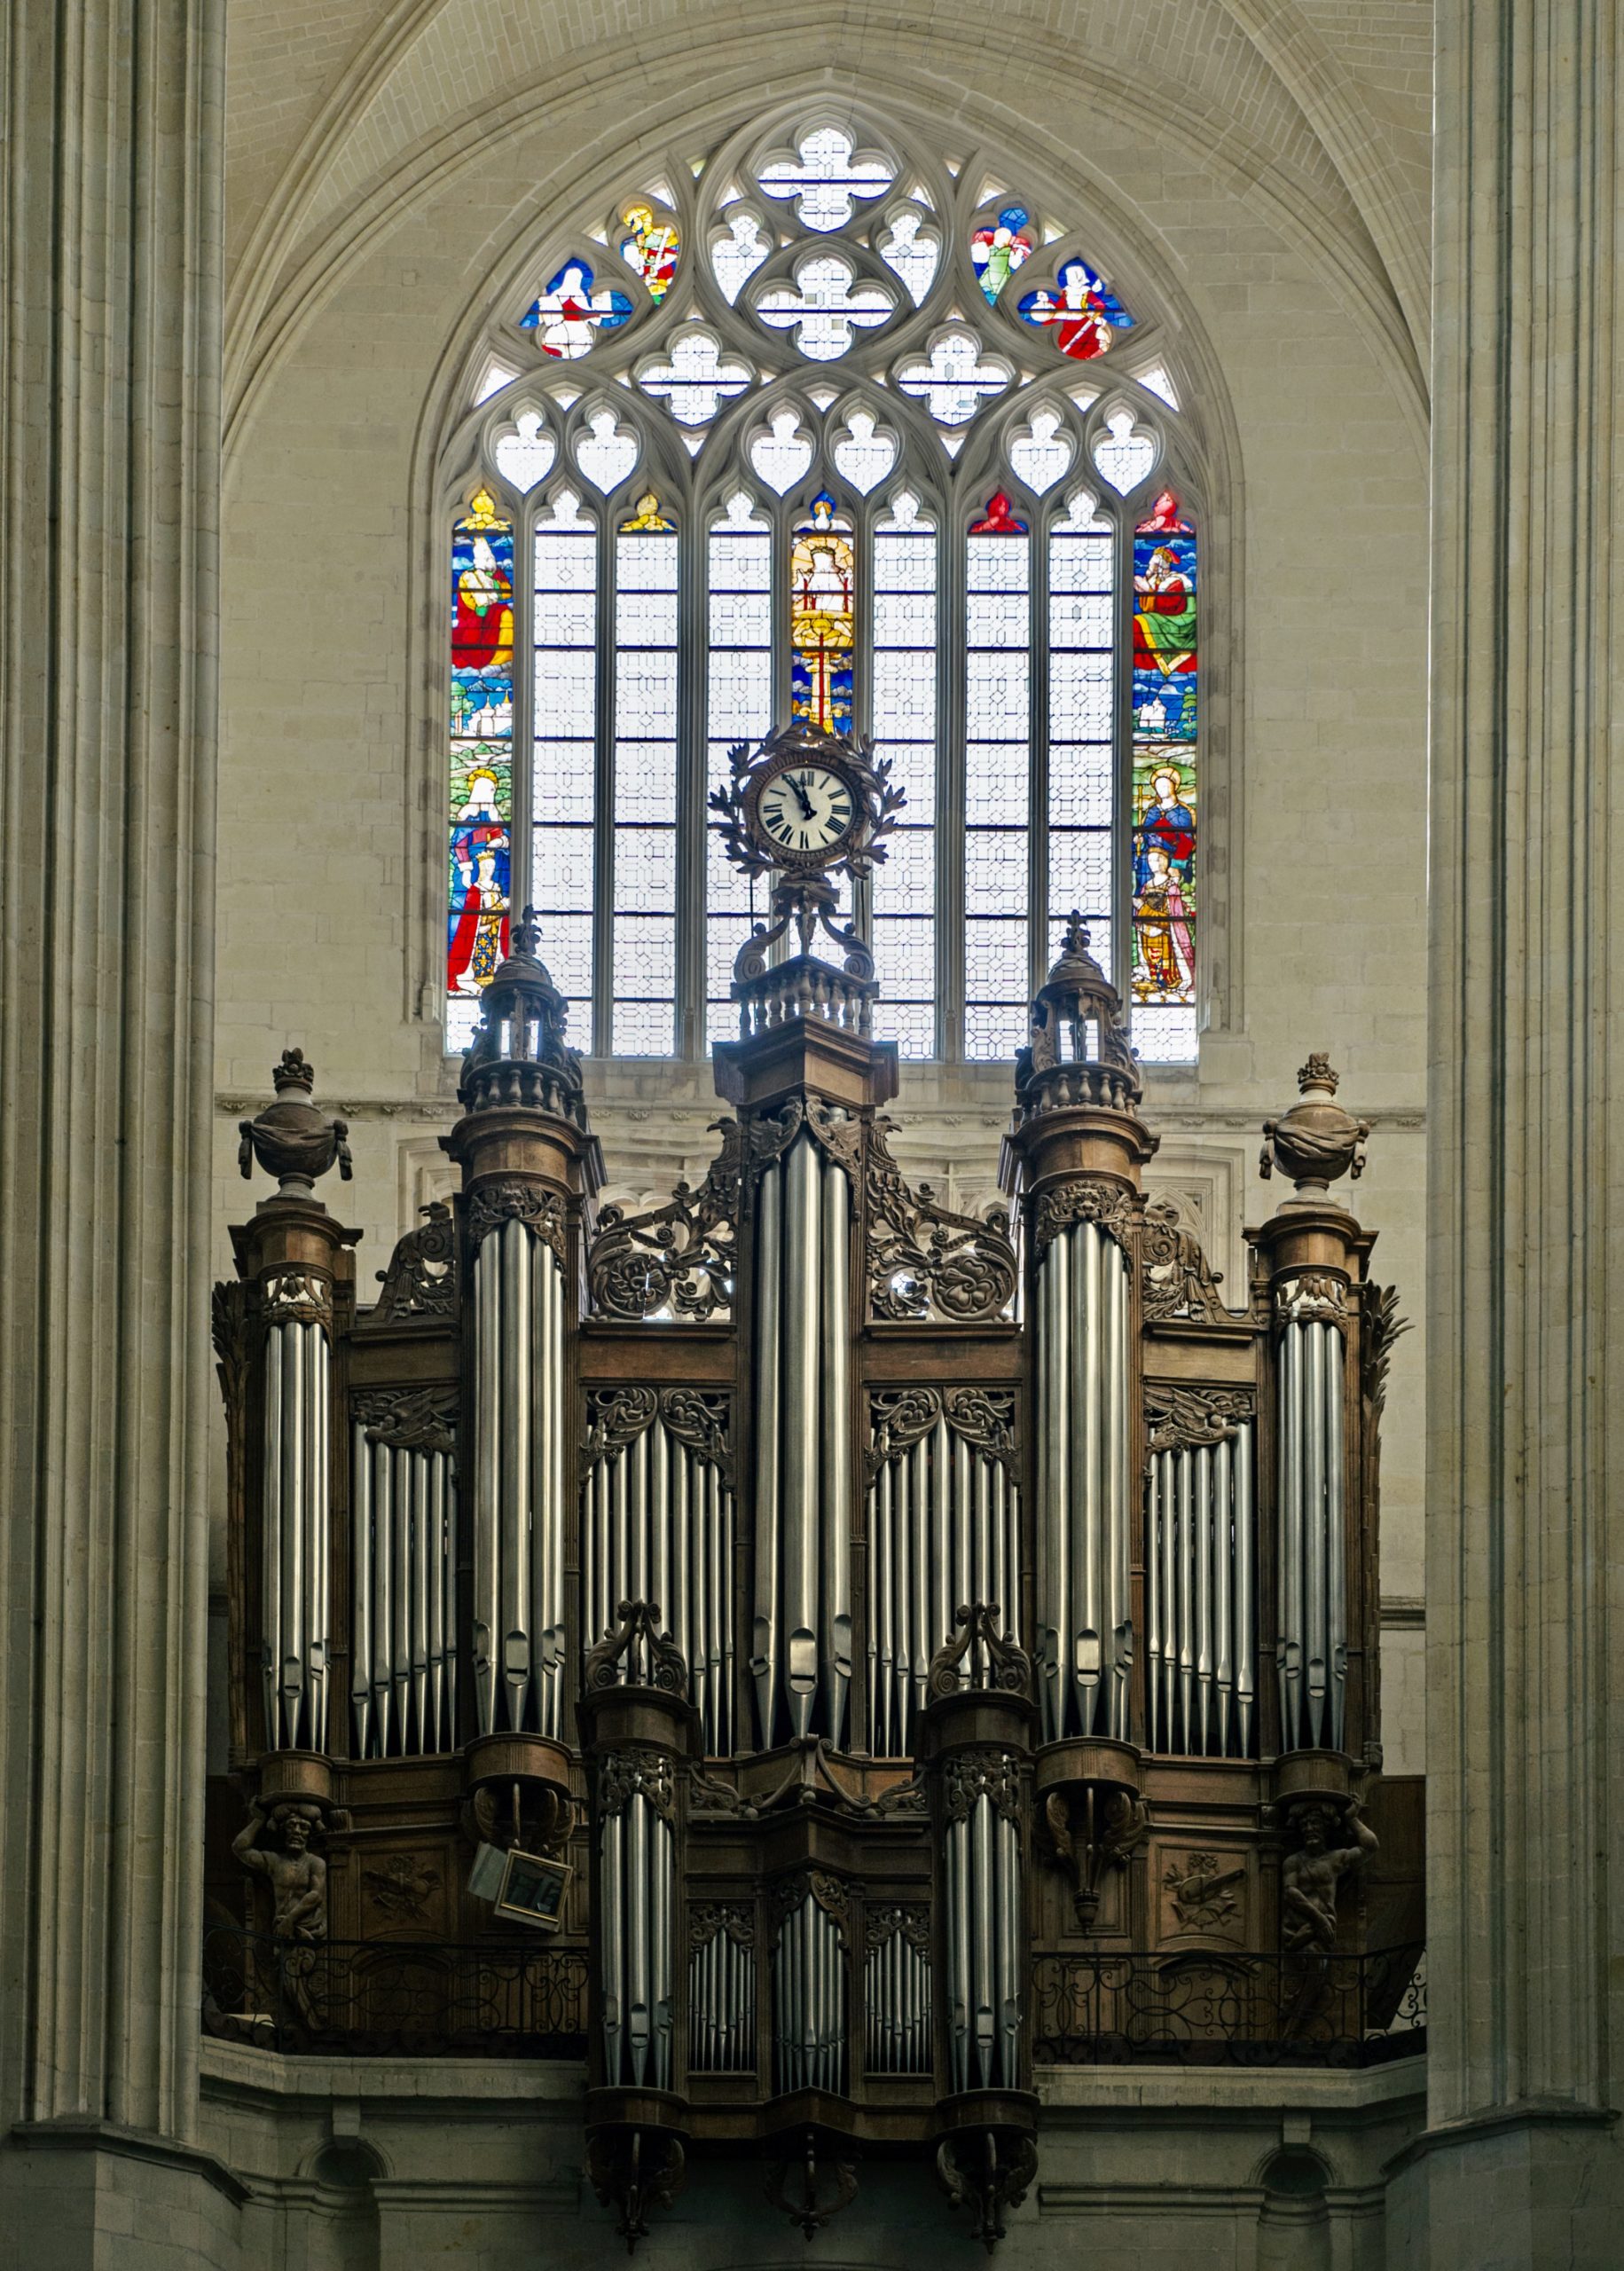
[443,116,1202,1064]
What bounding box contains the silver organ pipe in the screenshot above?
[1035,1218,1132,1743]
[944,1769,1023,2093]
[469,1214,569,1740]
[1277,1309,1349,1749]
[751,1136,852,1748]
[688,1915,755,2073]
[865,1410,1024,1757]
[583,1402,735,1754]
[772,1889,847,2095]
[349,1417,459,1756]
[863,1920,932,2076]
[1144,1422,1258,1757]
[599,1786,675,2091]
[259,1316,332,1751]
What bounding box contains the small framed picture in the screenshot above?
[480,1845,571,1930]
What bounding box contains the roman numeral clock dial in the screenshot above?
[758,766,854,855]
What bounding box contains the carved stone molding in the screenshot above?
[940,1748,1023,1827]
[595,1747,676,1823]
[1142,1382,1254,1458]
[588,1118,740,1320]
[258,1268,333,1331]
[352,1386,458,1458]
[467,1178,568,1267]
[1034,1177,1134,1256]
[373,1200,456,1323]
[1140,1198,1230,1324]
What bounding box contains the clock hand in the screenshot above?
[790,774,816,820]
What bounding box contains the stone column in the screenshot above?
[1392,3,1624,2258]
[0,0,230,2258]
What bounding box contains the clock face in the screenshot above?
[755,762,858,860]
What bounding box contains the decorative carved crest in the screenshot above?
[373,1200,456,1323]
[689,1900,755,1952]
[867,1120,1016,1322]
[587,2126,686,2252]
[466,1178,568,1267]
[1142,1382,1253,1458]
[766,2129,860,2242]
[928,1603,1032,1700]
[259,1268,333,1330]
[1034,1176,1134,1255]
[867,1386,1019,1484]
[1140,1197,1229,1324]
[940,1748,1023,1826]
[864,1902,930,1955]
[352,1385,458,1457]
[587,1119,741,1321]
[769,1868,851,1938]
[1275,1271,1348,1328]
[1161,1849,1243,1936]
[1043,1785,1149,1929]
[584,1387,734,1489]
[595,1745,677,1823]
[584,1599,687,1695]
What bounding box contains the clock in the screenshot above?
[749,758,859,864]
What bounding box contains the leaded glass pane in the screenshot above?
[612,521,679,1053]
[449,492,515,1036]
[1130,491,1197,1055]
[963,517,1031,1059]
[531,515,597,1022]
[706,503,773,1041]
[871,508,938,1057]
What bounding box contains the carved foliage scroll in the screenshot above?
[467,1178,568,1267]
[940,1748,1023,1827]
[867,1386,1018,1483]
[1034,1177,1134,1255]
[373,1200,456,1323]
[1140,1198,1230,1324]
[867,1121,1016,1322]
[352,1386,458,1457]
[596,1746,676,1823]
[585,1387,733,1488]
[588,1119,741,1321]
[1142,1382,1253,1458]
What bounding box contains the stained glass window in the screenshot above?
[444,110,1204,1065]
[612,500,679,1054]
[447,491,515,1050]
[1131,491,1197,1061]
[789,493,855,732]
[530,491,598,1024]
[964,494,1032,1061]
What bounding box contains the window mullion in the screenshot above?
[515,500,536,901]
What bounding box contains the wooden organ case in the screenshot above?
[212,746,1419,2252]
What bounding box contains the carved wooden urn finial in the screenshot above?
[1259,1052,1369,1200]
[238,1049,353,1195]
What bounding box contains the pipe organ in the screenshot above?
[213,726,1416,2252]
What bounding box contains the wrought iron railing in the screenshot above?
[201,1928,589,2058]
[1032,1944,1425,2068]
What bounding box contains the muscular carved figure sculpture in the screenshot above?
[1282,1799,1377,1953]
[232,1799,328,1943]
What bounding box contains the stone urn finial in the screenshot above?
[1259,1053,1369,1202]
[239,1049,353,1196]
